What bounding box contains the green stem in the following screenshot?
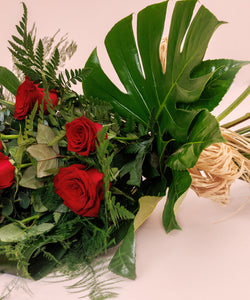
[19,163,33,169]
[217,85,250,122]
[0,134,19,140]
[21,214,42,224]
[3,215,27,229]
[236,125,250,135]
[111,136,139,141]
[221,113,250,129]
[0,99,15,106]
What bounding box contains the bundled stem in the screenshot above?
[189,128,250,205]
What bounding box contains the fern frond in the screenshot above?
[34,39,44,70]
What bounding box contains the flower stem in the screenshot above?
[236,125,250,135]
[19,163,33,169]
[0,99,15,106]
[111,136,139,141]
[217,85,250,122]
[21,214,42,224]
[221,113,250,129]
[0,134,19,140]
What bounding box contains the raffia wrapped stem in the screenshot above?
[159,38,250,205]
[189,128,250,205]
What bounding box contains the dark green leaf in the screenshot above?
[109,222,136,279]
[188,59,249,111]
[2,198,13,216]
[167,110,225,170]
[82,1,242,154]
[0,67,20,95]
[40,183,63,212]
[18,191,31,209]
[162,170,191,233]
[120,138,153,186]
[32,190,48,213]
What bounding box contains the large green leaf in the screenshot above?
[82,0,243,156]
[188,59,249,112]
[109,222,136,280]
[82,0,246,235]
[167,110,225,170]
[162,170,191,233]
[0,67,20,95]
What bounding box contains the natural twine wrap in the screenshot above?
[189,128,250,205]
[159,38,250,206]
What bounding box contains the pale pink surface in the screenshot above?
[0,0,249,299]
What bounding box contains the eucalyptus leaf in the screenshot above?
[0,223,26,242]
[19,166,44,189]
[0,223,54,242]
[36,123,59,154]
[0,66,20,95]
[32,190,48,212]
[109,222,136,280]
[18,191,31,209]
[1,199,13,216]
[27,144,58,177]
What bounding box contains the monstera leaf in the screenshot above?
[82,0,246,234]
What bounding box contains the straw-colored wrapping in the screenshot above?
[189,129,250,205]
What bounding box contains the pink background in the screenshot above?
[0,0,250,299]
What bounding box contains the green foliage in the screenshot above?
[1,1,248,294]
[54,257,120,300]
[39,183,63,211]
[120,138,154,186]
[109,222,136,280]
[81,0,247,238]
[0,223,54,243]
[162,170,192,233]
[58,67,91,89]
[0,67,20,96]
[19,166,44,189]
[7,2,83,92]
[134,195,162,231]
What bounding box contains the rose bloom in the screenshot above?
[53,164,104,217]
[0,152,15,190]
[0,141,3,151]
[65,116,103,156]
[14,77,58,120]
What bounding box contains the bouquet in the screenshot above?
[0,1,249,299]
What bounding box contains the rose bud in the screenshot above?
[0,141,3,151]
[53,164,104,217]
[14,77,58,120]
[65,116,103,156]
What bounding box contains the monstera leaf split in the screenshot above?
[82,0,247,233]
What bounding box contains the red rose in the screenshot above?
[14,78,58,120]
[0,152,15,190]
[0,141,3,151]
[65,117,103,156]
[53,164,104,217]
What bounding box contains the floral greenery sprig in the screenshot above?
[8,2,89,96]
[0,1,249,299]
